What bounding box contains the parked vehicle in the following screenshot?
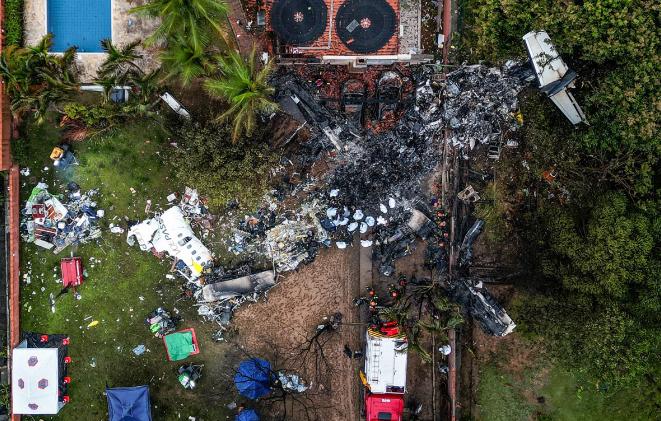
[341,79,366,123]
[377,71,403,119]
[362,324,408,421]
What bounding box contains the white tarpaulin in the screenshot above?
[12,347,61,414]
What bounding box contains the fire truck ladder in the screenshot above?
[369,340,381,382]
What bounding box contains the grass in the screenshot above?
[473,181,512,245]
[475,366,535,421]
[474,338,659,421]
[16,117,233,420]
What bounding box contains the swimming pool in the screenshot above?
[47,0,112,52]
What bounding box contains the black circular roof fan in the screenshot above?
[271,0,328,45]
[335,0,396,53]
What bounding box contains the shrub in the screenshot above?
[165,122,278,210]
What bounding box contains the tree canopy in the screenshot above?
[461,0,660,388]
[165,122,277,210]
[204,48,278,141]
[0,34,79,123]
[461,0,659,195]
[130,0,229,52]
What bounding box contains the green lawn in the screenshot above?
[475,339,659,421]
[15,117,233,420]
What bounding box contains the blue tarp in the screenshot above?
[234,358,272,399]
[236,409,260,421]
[106,386,152,421]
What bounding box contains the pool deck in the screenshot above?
[24,0,160,82]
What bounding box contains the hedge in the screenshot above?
[4,0,23,46]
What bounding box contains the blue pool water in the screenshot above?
[47,0,112,52]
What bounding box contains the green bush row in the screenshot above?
[4,0,23,46]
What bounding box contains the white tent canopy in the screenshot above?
[12,346,62,415]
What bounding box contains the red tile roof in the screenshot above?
[261,0,400,56]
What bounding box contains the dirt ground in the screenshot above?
[232,246,363,420]
[230,236,448,420]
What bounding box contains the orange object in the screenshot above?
[50,146,65,161]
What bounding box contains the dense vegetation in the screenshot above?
[460,0,659,388]
[0,35,78,122]
[4,0,23,46]
[131,0,277,137]
[165,122,278,210]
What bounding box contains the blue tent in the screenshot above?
[234,358,272,399]
[236,409,260,421]
[106,386,152,421]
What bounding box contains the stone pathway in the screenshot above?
[399,0,421,54]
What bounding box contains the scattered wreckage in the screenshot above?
[135,64,520,339]
[449,279,516,337]
[127,206,213,281]
[268,68,518,336]
[523,30,587,125]
[22,183,103,253]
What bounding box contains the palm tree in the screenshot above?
[0,34,78,123]
[130,0,229,52]
[97,39,143,82]
[160,37,213,86]
[204,47,277,142]
[132,69,162,104]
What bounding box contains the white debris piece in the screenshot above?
[127,206,212,280]
[359,222,368,234]
[110,225,124,234]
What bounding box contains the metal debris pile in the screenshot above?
[145,307,180,338]
[229,201,326,272]
[442,62,533,151]
[22,182,103,253]
[273,73,362,153]
[328,74,442,208]
[193,267,276,339]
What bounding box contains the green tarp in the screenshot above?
[164,331,195,361]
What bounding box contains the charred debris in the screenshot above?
[130,64,528,338]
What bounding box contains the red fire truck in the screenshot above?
[363,323,408,421]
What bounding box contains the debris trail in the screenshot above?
[442,62,533,152]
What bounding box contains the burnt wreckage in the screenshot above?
[239,66,518,336]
